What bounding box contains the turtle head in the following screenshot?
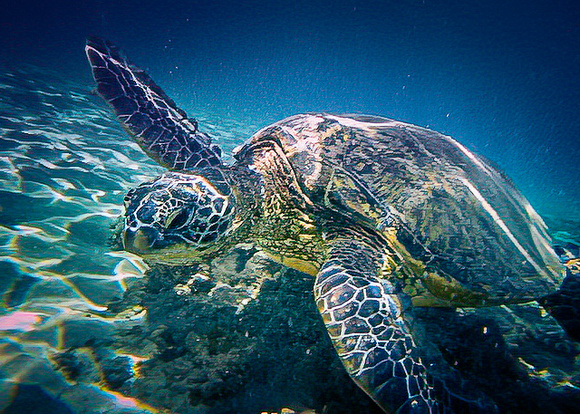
[122,172,236,261]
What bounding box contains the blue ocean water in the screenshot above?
[0,1,579,413]
[2,0,579,220]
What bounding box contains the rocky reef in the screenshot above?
[47,244,580,414]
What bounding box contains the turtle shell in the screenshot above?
[236,113,564,305]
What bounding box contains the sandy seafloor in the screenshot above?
[1,1,580,413]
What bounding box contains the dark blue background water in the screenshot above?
[2,0,579,222]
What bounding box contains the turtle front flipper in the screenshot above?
[85,37,222,171]
[314,236,437,413]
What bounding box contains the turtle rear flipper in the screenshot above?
[85,37,222,171]
[540,244,580,341]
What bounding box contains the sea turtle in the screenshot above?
[85,38,565,413]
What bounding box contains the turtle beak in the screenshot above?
[122,227,157,253]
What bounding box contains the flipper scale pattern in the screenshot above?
[314,238,438,413]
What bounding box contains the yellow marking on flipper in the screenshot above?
[262,250,320,276]
[382,227,426,277]
[281,256,319,276]
[420,272,487,307]
[382,222,488,307]
[565,258,580,275]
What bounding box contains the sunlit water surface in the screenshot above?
[0,66,259,413]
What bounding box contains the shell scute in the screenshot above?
[247,113,564,303]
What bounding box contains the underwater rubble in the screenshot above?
[50,245,384,414]
[44,244,580,414]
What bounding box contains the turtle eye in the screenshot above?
[164,208,190,230]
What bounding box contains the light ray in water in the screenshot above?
[0,312,43,332]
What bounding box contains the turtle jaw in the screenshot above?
[121,226,231,265]
[122,226,162,253]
